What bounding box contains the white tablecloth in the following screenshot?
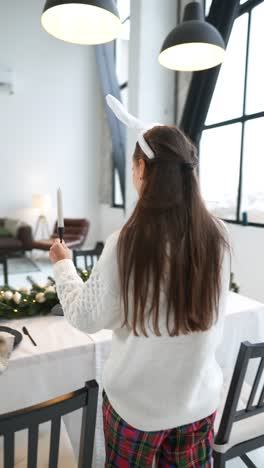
[0,316,111,467]
[0,292,264,467]
[217,293,264,381]
[1,316,96,413]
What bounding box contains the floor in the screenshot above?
[1,255,264,467]
[0,253,54,290]
[226,451,263,467]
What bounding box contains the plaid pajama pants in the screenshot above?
[102,390,216,467]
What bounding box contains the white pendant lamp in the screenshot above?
[41,0,122,45]
[159,1,225,72]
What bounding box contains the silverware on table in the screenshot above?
[22,326,37,347]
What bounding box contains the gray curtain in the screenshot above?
[98,105,113,205]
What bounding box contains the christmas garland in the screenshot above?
[0,269,91,320]
[0,267,239,320]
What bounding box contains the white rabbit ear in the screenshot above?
[106,95,143,130]
[106,94,163,159]
[138,131,155,159]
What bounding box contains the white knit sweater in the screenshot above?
[53,230,230,431]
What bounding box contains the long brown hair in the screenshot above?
[118,125,229,337]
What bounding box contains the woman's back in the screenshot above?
[99,229,230,431]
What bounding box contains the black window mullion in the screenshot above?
[221,219,264,229]
[204,111,264,130]
[236,127,246,221]
[239,0,263,15]
[204,0,263,17]
[236,9,252,222]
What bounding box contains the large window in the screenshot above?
[112,0,130,207]
[200,0,264,225]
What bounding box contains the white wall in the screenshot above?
[0,0,101,244]
[99,204,125,240]
[126,0,178,213]
[97,0,178,237]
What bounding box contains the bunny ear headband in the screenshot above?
[106,94,163,160]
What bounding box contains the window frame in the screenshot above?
[201,0,264,227]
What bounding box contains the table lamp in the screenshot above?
[32,194,51,239]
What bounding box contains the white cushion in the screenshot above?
[4,219,21,237]
[214,381,264,454]
[0,420,77,468]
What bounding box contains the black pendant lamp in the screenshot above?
[41,0,122,45]
[159,1,225,71]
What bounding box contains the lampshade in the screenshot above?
[41,0,122,45]
[32,194,51,215]
[159,2,225,72]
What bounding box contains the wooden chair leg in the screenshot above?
[213,451,226,468]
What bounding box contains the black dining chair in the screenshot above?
[0,256,8,286]
[213,341,264,467]
[73,242,104,270]
[0,380,98,468]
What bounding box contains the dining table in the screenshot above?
[0,291,264,467]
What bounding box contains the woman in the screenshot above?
[50,124,230,467]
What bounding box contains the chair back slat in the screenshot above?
[28,425,39,468]
[247,357,264,411]
[215,342,251,444]
[73,243,104,270]
[49,416,61,468]
[215,341,264,447]
[4,432,14,468]
[0,380,98,468]
[258,384,264,408]
[0,393,87,434]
